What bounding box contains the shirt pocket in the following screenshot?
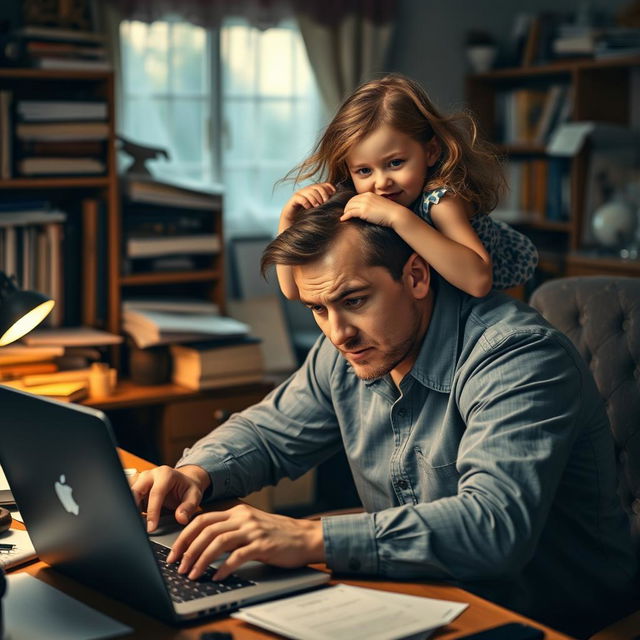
[414,446,459,501]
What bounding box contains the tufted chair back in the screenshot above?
[529,276,640,547]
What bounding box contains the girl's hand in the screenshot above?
[341,192,409,228]
[280,182,336,227]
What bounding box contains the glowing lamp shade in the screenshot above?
[0,272,54,346]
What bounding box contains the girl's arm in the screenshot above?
[276,182,335,299]
[342,192,492,297]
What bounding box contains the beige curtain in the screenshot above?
[294,1,397,113]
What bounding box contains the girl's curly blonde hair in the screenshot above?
[286,73,505,214]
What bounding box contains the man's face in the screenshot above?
[293,226,431,385]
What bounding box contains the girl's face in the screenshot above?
[346,124,440,208]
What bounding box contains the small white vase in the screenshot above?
[467,46,497,73]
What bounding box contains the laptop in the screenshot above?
[0,385,330,624]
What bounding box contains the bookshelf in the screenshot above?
[118,177,226,324]
[466,55,640,284]
[0,68,119,334]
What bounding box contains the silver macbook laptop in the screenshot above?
[0,385,330,624]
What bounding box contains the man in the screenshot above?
[134,190,637,637]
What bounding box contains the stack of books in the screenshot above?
[0,345,63,382]
[170,336,264,390]
[4,25,111,71]
[11,96,108,178]
[122,305,250,349]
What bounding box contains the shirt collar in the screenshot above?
[408,276,461,393]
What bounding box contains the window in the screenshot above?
[120,16,325,236]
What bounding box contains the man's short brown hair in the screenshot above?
[261,189,415,281]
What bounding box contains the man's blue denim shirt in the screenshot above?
[179,278,637,634]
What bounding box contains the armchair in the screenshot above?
[529,276,640,640]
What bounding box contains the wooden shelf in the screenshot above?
[472,55,640,81]
[0,68,112,80]
[0,177,111,189]
[120,269,221,286]
[496,144,547,156]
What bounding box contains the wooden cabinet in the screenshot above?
[466,56,640,283]
[159,382,272,466]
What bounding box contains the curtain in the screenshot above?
[293,0,397,112]
[104,0,291,30]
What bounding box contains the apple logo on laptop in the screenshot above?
[54,474,79,515]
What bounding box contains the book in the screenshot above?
[0,361,58,380]
[0,345,64,365]
[17,100,108,122]
[22,326,123,347]
[1,379,88,402]
[15,122,109,142]
[170,337,263,387]
[0,208,66,227]
[32,57,112,71]
[0,90,12,179]
[127,233,221,258]
[123,297,220,315]
[123,177,223,210]
[17,26,106,44]
[17,157,105,176]
[123,309,249,349]
[178,370,265,390]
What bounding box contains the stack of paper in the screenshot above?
[123,308,249,349]
[232,584,468,640]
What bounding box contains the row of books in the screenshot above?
[0,202,67,325]
[496,84,572,146]
[495,157,571,224]
[0,25,110,71]
[0,91,109,178]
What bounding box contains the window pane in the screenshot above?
[258,28,294,96]
[223,99,256,162]
[171,23,207,94]
[169,99,206,165]
[222,23,256,96]
[259,100,293,161]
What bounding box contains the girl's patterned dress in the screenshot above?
[418,188,539,290]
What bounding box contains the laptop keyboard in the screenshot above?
[151,541,255,603]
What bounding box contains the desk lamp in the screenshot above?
[0,271,55,346]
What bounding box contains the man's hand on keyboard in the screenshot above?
[165,503,325,580]
[131,465,211,533]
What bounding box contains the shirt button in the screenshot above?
[398,479,409,490]
[348,558,361,571]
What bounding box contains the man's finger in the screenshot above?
[145,470,174,532]
[213,544,256,581]
[167,510,227,563]
[186,529,244,580]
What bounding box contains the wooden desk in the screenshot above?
[11,450,575,640]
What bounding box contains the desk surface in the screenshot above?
[12,449,575,640]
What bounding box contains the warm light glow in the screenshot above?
[0,300,55,346]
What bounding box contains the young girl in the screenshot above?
[277,73,538,299]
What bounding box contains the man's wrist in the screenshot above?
[304,519,326,563]
[176,464,211,494]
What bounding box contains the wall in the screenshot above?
[387,0,631,112]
